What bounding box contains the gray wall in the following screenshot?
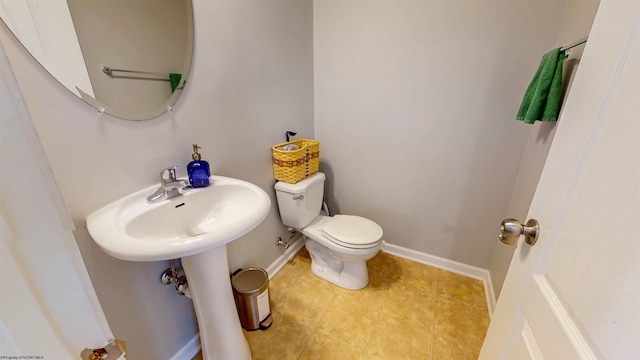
[0,0,313,358]
[314,0,564,268]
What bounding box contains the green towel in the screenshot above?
[516,48,565,124]
[169,73,182,93]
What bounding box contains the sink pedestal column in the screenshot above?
[182,245,251,360]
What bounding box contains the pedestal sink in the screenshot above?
[86,175,271,360]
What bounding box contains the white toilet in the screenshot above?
[274,172,383,290]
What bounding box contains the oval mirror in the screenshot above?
[0,0,193,120]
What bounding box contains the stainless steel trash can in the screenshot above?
[231,267,272,330]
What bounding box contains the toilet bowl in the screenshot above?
[274,172,383,290]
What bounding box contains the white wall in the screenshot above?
[0,0,313,358]
[314,0,566,268]
[489,0,600,297]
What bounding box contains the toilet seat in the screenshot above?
[321,215,383,249]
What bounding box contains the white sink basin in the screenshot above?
[87,175,270,359]
[86,175,271,261]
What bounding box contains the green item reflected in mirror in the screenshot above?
[170,73,183,93]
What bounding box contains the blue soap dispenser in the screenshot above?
[187,144,210,188]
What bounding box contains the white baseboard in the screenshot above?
[265,236,304,279]
[484,273,497,317]
[168,333,200,360]
[382,242,496,317]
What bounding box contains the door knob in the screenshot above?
[499,218,540,245]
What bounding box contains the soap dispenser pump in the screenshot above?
[187,144,210,188]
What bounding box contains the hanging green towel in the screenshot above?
[169,73,182,93]
[516,48,565,124]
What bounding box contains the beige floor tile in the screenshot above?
[285,249,314,278]
[299,269,340,290]
[193,249,491,360]
[270,262,302,290]
[298,332,363,360]
[332,268,391,309]
[365,315,432,360]
[315,291,382,355]
[381,279,436,331]
[243,312,312,360]
[276,278,335,330]
[367,251,402,278]
[269,267,298,315]
[437,269,487,311]
[392,257,439,290]
[269,260,309,310]
[434,295,489,351]
[431,332,480,360]
[268,285,288,316]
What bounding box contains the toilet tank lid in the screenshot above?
[274,172,325,193]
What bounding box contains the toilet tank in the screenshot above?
[274,172,325,229]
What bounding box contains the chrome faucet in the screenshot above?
[146,166,192,203]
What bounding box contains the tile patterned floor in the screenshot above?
[195,248,489,360]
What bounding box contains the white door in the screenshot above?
[480,1,640,359]
[0,41,118,359]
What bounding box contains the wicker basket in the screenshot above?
[271,139,320,183]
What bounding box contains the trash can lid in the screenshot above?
[232,268,269,294]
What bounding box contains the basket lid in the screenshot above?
[274,172,325,193]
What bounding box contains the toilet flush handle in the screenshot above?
[293,195,304,200]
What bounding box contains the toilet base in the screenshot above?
[304,238,369,290]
